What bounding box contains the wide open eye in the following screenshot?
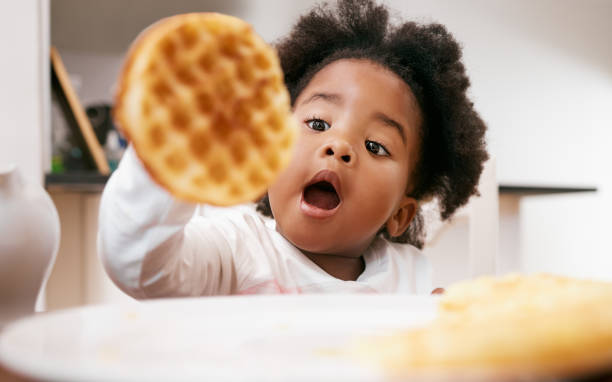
[306,118,330,132]
[365,140,390,156]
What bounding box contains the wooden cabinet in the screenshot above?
[46,191,132,309]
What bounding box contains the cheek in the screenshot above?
[353,162,408,222]
[268,134,310,209]
[268,166,293,214]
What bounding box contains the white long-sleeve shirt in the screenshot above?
[97,146,432,298]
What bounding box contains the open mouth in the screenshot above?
[301,170,343,216]
[303,181,341,210]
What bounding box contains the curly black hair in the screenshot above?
[256,0,488,249]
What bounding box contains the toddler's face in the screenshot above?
[268,59,421,257]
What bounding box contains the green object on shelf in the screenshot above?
[51,155,65,173]
[108,159,119,172]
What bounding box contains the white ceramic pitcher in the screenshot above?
[0,164,60,327]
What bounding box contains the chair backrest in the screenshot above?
[422,158,499,287]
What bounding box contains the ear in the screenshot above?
[385,196,418,238]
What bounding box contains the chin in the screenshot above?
[280,222,336,254]
[283,224,368,258]
[285,228,326,253]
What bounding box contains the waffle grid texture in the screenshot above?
[114,13,296,205]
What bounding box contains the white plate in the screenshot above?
[0,294,436,382]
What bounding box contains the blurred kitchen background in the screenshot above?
[0,0,610,310]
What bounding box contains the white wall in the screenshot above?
[58,52,124,106]
[0,0,49,183]
[395,0,612,280]
[51,0,612,280]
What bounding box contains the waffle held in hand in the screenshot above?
[114,13,296,205]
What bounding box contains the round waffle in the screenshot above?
[353,274,612,381]
[114,13,296,205]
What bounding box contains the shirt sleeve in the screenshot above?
[97,146,241,299]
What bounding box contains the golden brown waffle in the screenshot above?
[114,13,296,205]
[352,274,612,381]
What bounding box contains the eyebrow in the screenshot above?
[299,92,343,106]
[299,92,407,143]
[373,112,407,144]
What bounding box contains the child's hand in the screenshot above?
[431,287,445,295]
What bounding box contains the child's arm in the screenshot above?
[97,145,240,299]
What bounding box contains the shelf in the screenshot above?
[46,173,598,196]
[45,172,110,193]
[499,184,597,196]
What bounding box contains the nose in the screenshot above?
[321,139,355,166]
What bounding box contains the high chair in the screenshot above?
[422,158,499,287]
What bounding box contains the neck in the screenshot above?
[301,251,365,281]
[273,224,372,281]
